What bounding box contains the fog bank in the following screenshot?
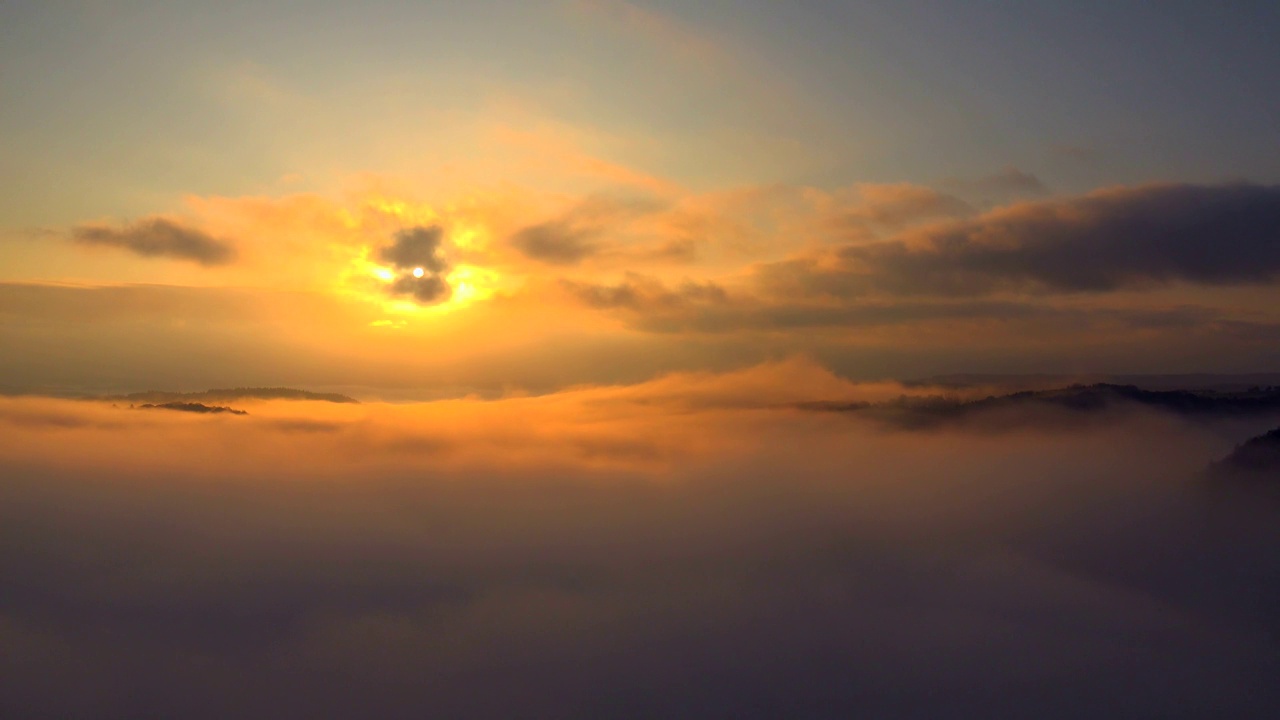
[1,364,1277,719]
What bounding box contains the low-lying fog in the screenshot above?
[1,361,1277,719]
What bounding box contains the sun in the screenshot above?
[335,210,504,320]
[348,253,503,321]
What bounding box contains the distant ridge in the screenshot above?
[112,387,358,404]
[803,383,1280,429]
[906,373,1280,392]
[1208,426,1280,480]
[138,402,248,415]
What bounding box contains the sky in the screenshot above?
[4,4,1280,717]
[2,0,1280,394]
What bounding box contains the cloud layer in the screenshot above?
[556,182,1280,343]
[18,178,1280,390]
[1,366,1278,719]
[772,182,1280,298]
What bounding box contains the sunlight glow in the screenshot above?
[325,198,507,321]
[451,225,482,250]
[367,197,439,226]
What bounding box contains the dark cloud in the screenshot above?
[767,182,1280,298]
[640,237,698,262]
[510,220,601,264]
[376,226,449,273]
[376,226,452,305]
[507,194,667,266]
[562,273,727,311]
[71,217,236,265]
[390,273,452,304]
[564,275,1250,335]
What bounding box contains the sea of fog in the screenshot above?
[1,362,1277,719]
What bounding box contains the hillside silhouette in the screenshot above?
[803,383,1280,429]
[907,373,1280,392]
[138,402,248,415]
[1209,426,1280,480]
